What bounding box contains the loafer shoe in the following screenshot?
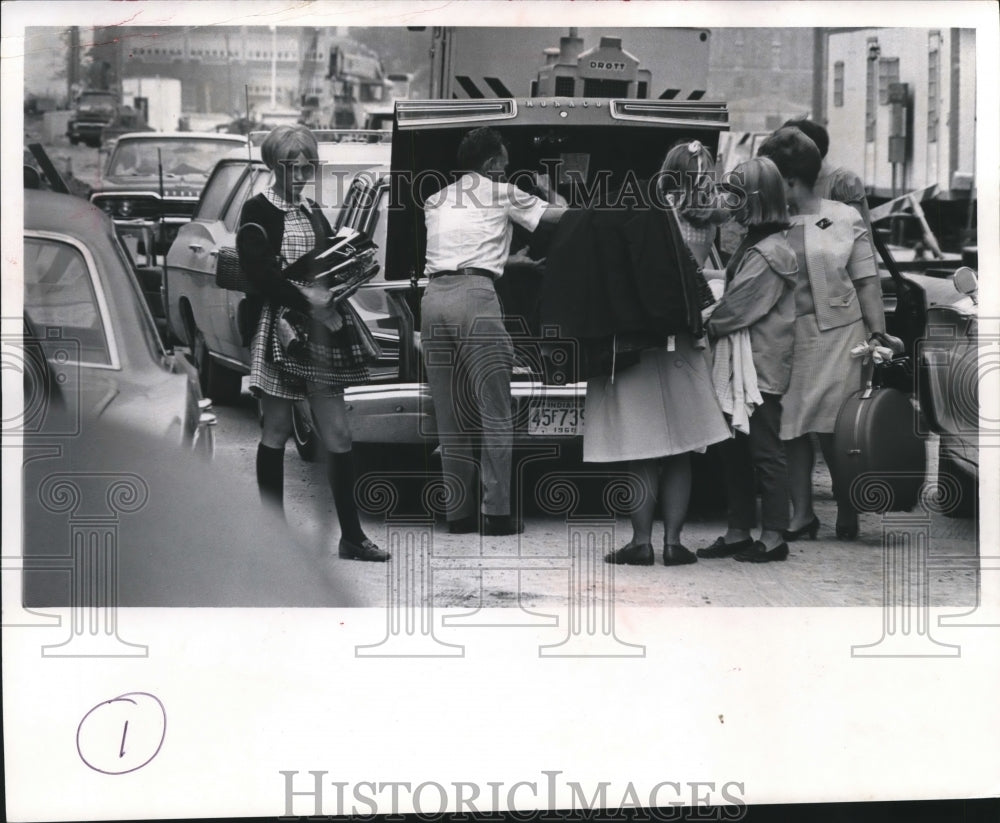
[696,537,754,558]
[339,537,390,562]
[482,515,524,536]
[734,541,789,563]
[662,544,698,566]
[604,543,655,566]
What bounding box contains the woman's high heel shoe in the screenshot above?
[781,516,820,542]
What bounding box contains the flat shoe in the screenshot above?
[734,541,789,563]
[339,537,390,562]
[662,544,697,566]
[697,536,754,558]
[605,543,654,566]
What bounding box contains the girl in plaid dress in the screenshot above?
[238,125,387,562]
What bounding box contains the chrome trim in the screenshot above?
[24,229,122,371]
[209,351,250,372]
[395,99,518,128]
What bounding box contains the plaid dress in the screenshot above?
[248,187,370,399]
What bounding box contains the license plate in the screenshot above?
[527,399,583,436]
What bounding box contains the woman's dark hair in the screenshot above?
[457,127,507,173]
[782,118,830,159]
[757,127,822,188]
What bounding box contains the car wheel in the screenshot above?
[937,450,977,519]
[191,327,242,405]
[292,401,320,463]
[69,135,79,146]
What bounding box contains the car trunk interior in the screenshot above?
[384,122,723,381]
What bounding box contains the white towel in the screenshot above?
[711,330,764,435]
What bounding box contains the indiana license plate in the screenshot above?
[527,399,583,436]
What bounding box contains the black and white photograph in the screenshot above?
[3,1,998,820]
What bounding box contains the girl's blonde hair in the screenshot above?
[730,156,790,226]
[261,124,319,170]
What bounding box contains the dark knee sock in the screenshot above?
[327,450,366,544]
[256,443,285,510]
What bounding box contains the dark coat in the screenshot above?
[236,193,334,315]
[538,195,712,378]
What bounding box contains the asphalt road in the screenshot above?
[211,381,979,610]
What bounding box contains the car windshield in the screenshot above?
[108,139,240,178]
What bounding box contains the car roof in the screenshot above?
[25,189,111,234]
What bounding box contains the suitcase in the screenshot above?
[831,360,927,513]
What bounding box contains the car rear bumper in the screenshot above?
[343,380,586,445]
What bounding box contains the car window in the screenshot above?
[109,139,242,178]
[197,162,250,222]
[222,167,269,232]
[24,237,112,366]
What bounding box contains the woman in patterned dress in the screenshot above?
[592,140,730,567]
[238,125,387,561]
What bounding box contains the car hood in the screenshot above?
[95,176,208,196]
[899,271,976,315]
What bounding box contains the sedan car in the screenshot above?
[343,96,733,449]
[22,188,215,456]
[90,131,249,255]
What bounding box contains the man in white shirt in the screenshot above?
[421,127,567,536]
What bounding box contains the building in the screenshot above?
[707,28,816,131]
[89,26,380,116]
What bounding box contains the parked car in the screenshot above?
[341,97,734,451]
[163,135,396,459]
[23,188,216,456]
[67,90,119,147]
[90,132,249,255]
[21,393,352,608]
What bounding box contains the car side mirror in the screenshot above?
[953,266,978,298]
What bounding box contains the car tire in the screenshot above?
[938,450,977,519]
[292,401,320,463]
[69,135,79,146]
[191,327,243,406]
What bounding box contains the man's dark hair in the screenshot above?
[457,127,507,173]
[782,118,830,159]
[757,127,822,188]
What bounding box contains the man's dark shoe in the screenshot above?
[339,537,390,562]
[696,536,754,559]
[448,516,479,535]
[662,544,698,566]
[605,543,655,566]
[481,515,524,536]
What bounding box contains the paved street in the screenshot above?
[212,383,979,609]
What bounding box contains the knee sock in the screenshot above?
[327,450,366,544]
[256,443,285,510]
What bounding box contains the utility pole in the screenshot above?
[67,26,81,101]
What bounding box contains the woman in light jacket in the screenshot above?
[700,157,798,562]
[757,128,888,541]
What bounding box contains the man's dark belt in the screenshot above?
[427,267,495,281]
